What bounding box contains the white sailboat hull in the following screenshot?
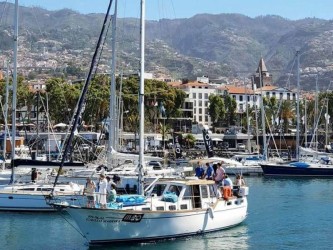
[0,183,85,211]
[65,198,247,244]
[0,192,84,211]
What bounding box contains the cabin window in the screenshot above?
[20,188,35,191]
[156,206,164,211]
[150,184,167,196]
[201,185,209,198]
[37,188,52,192]
[168,185,182,197]
[180,204,188,210]
[227,201,232,206]
[142,207,151,211]
[169,205,176,210]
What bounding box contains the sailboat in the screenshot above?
[53,0,248,244]
[0,0,85,211]
[190,129,263,175]
[260,51,333,177]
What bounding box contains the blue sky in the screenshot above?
[16,0,333,20]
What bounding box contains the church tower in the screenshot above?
[252,57,272,89]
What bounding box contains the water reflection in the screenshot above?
[89,225,249,250]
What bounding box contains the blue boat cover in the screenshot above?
[161,191,178,203]
[116,195,146,206]
[290,162,310,168]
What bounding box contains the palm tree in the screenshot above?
[279,100,295,133]
[184,133,196,148]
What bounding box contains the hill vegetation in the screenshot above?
[1,2,333,90]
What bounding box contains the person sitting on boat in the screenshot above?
[222,174,233,189]
[233,174,246,196]
[83,177,96,208]
[234,174,246,187]
[98,174,108,209]
[195,161,205,179]
[106,176,117,202]
[205,162,214,180]
[31,168,38,183]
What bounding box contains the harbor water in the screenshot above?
[1,176,333,249]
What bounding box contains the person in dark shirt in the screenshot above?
[31,168,38,183]
[205,162,214,180]
[195,161,205,179]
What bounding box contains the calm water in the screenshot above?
[1,176,333,250]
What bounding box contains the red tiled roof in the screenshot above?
[217,85,255,94]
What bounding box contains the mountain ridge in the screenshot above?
[0,2,333,90]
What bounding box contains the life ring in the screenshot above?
[223,186,232,200]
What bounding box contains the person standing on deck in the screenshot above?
[205,162,214,180]
[195,161,205,179]
[98,174,108,209]
[83,177,96,208]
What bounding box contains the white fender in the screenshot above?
[208,206,214,219]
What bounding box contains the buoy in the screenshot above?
[223,186,232,200]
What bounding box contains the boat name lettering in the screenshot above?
[122,214,144,222]
[86,215,120,223]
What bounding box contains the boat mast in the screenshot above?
[138,0,146,195]
[259,67,267,160]
[295,51,300,161]
[9,0,18,184]
[107,0,118,168]
[2,60,9,170]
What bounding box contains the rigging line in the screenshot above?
[57,211,88,240]
[52,0,114,193]
[0,0,8,26]
[94,14,112,76]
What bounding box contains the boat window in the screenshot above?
[183,186,192,199]
[180,204,188,210]
[20,188,35,191]
[168,185,182,196]
[142,207,151,211]
[156,206,164,211]
[37,188,52,192]
[227,201,232,206]
[169,205,176,210]
[201,185,209,198]
[150,184,167,196]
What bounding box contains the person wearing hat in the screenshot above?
[83,177,96,208]
[98,174,108,209]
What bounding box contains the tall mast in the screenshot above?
[10,0,18,184]
[107,0,118,168]
[138,0,146,195]
[259,67,267,160]
[109,0,117,150]
[296,51,300,161]
[2,60,9,170]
